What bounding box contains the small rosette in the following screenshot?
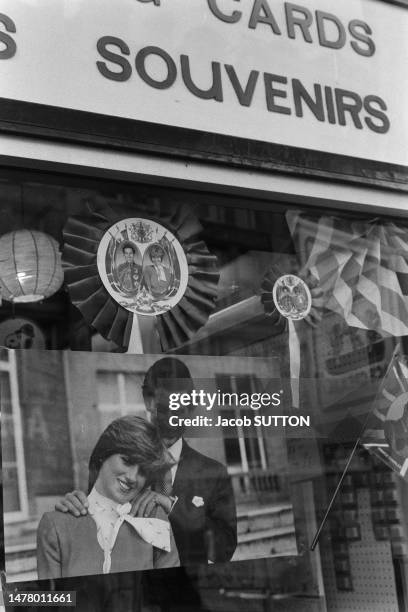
[260,267,324,327]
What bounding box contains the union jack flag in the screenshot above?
[361,346,408,479]
[286,211,408,337]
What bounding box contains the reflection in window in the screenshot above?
[215,374,266,473]
[1,352,28,520]
[96,370,146,431]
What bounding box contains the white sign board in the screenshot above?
[0,0,407,165]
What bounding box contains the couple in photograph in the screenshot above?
[117,242,172,299]
[37,358,237,579]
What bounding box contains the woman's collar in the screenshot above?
[88,487,120,514]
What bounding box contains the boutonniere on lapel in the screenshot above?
[192,496,204,508]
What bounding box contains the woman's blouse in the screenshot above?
[37,491,179,579]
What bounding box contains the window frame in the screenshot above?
[216,374,267,475]
[2,351,29,524]
[96,370,146,418]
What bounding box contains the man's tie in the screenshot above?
[154,469,173,497]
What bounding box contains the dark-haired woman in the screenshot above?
[142,245,172,298]
[37,416,179,579]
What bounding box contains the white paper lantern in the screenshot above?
[0,230,64,303]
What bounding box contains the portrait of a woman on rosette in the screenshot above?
[37,416,179,579]
[142,244,173,299]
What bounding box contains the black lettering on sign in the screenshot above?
[292,79,325,121]
[249,0,282,35]
[136,46,177,89]
[0,13,16,60]
[364,95,390,134]
[207,0,242,23]
[96,36,132,82]
[285,3,313,43]
[264,73,291,114]
[324,86,336,124]
[316,11,346,50]
[181,55,223,101]
[335,88,363,129]
[225,65,259,107]
[349,20,375,57]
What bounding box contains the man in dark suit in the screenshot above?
[117,242,141,294]
[56,357,237,566]
[141,357,237,565]
[163,439,236,565]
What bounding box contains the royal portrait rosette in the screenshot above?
[97,218,189,317]
[261,268,323,329]
[261,268,324,407]
[63,199,219,351]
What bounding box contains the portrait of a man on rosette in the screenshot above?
[115,241,142,296]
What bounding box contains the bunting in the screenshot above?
[362,345,408,479]
[286,211,408,337]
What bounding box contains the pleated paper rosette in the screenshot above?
[260,266,325,407]
[63,199,219,351]
[260,267,324,328]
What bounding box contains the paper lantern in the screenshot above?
[0,230,63,303]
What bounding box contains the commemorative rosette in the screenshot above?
[261,268,324,406]
[63,199,219,351]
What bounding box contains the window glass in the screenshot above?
[3,466,21,513]
[124,373,144,405]
[2,416,17,463]
[0,359,28,519]
[96,372,119,405]
[1,169,408,607]
[0,370,12,414]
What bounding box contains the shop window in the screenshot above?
[215,374,267,473]
[96,370,146,430]
[1,352,28,523]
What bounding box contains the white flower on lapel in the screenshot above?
[192,496,204,507]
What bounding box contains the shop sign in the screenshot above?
[0,0,407,165]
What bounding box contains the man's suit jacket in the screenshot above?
[168,440,237,565]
